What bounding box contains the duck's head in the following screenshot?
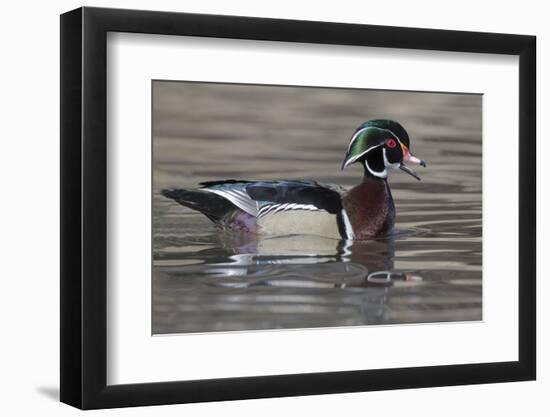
[341,119,426,180]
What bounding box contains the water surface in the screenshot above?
[152,82,482,334]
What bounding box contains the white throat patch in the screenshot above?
[364,159,387,179]
[383,148,401,171]
[364,148,400,178]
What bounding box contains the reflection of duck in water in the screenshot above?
[215,232,395,270]
[162,120,425,240]
[211,235,422,289]
[161,233,422,291]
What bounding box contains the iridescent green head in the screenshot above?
[341,119,426,180]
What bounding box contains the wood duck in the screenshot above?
[162,119,425,240]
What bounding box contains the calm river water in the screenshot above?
[152,81,482,334]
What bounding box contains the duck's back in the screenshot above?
[163,180,349,239]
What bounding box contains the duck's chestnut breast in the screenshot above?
[342,177,395,239]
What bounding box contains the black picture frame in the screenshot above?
[60,6,536,410]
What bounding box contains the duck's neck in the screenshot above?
[362,161,387,180]
[342,174,395,239]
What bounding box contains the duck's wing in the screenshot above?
[199,180,259,216]
[245,180,345,218]
[199,179,345,218]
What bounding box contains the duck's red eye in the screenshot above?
[386,139,397,148]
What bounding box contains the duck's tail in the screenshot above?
[161,188,237,223]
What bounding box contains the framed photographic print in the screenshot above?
[60,6,536,409]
